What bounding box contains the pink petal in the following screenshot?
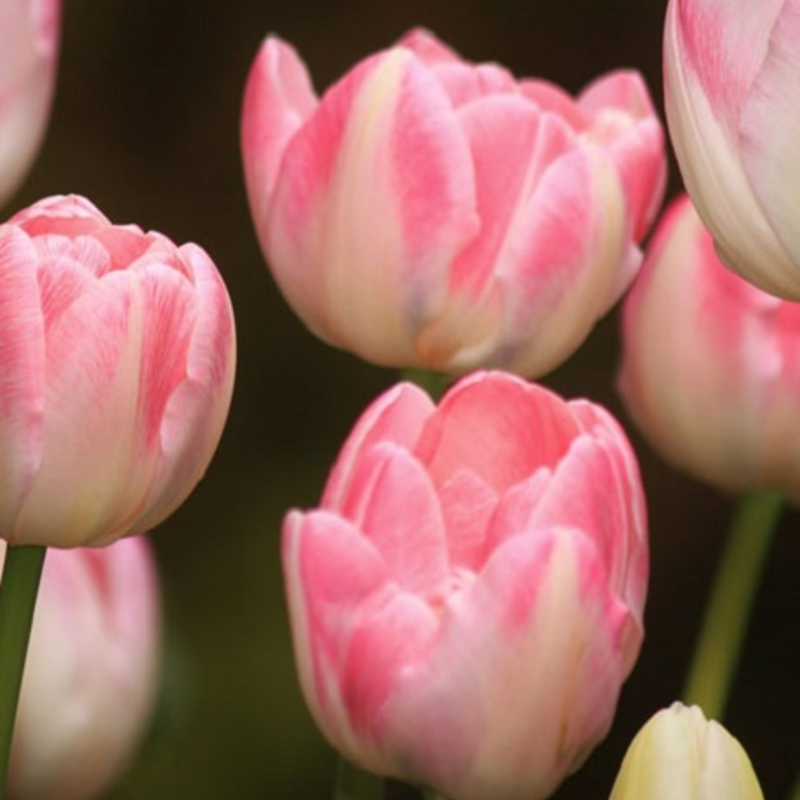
[132,243,236,534]
[395,28,463,67]
[448,94,573,295]
[0,228,45,536]
[241,36,319,225]
[437,469,499,572]
[283,510,438,765]
[415,372,580,494]
[380,529,627,800]
[519,79,587,130]
[322,382,434,510]
[580,72,667,239]
[264,46,478,364]
[339,442,450,597]
[672,0,783,130]
[430,62,518,109]
[13,271,155,546]
[740,0,800,268]
[525,434,647,653]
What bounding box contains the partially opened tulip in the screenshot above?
[283,371,648,800]
[242,29,666,376]
[609,703,764,800]
[664,0,800,299]
[0,0,60,207]
[0,194,236,548]
[619,194,800,497]
[4,536,160,800]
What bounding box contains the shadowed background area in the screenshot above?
[8,0,798,798]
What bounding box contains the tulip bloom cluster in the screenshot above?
[0,0,60,206]
[0,195,236,548]
[619,195,800,496]
[664,0,800,299]
[242,29,665,377]
[283,372,648,800]
[3,537,160,800]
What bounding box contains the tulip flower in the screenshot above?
[283,371,649,800]
[3,536,160,800]
[619,194,800,496]
[664,0,800,299]
[608,703,764,800]
[0,0,60,207]
[0,194,236,548]
[242,29,666,377]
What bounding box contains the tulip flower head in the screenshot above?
[664,0,800,299]
[283,371,649,800]
[0,194,236,548]
[609,703,764,800]
[0,0,60,207]
[242,29,666,376]
[3,537,160,800]
[619,194,800,497]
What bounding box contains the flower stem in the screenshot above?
[0,545,46,791]
[683,491,782,720]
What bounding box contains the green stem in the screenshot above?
[0,545,46,791]
[683,491,782,720]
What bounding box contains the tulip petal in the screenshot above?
[395,28,462,67]
[580,71,667,238]
[438,468,499,572]
[265,46,478,364]
[340,442,450,597]
[0,228,44,535]
[664,0,799,297]
[416,372,580,494]
[283,510,438,769]
[241,36,319,224]
[13,271,153,546]
[740,0,800,268]
[380,529,626,800]
[132,243,236,534]
[323,382,434,510]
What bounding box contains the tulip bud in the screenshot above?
[664,0,800,299]
[283,371,649,800]
[609,703,764,800]
[619,194,800,496]
[242,28,666,377]
[3,537,160,800]
[0,194,236,548]
[0,0,60,206]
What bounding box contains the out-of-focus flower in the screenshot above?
[664,0,800,299]
[4,536,160,800]
[0,194,236,548]
[619,194,800,496]
[283,371,648,800]
[608,703,764,800]
[242,29,666,376]
[0,0,60,207]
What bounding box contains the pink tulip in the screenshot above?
[664,0,800,299]
[619,194,800,495]
[3,536,160,800]
[0,194,236,548]
[0,0,60,207]
[283,371,649,800]
[242,29,666,377]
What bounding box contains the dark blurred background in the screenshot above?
[9,0,798,798]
